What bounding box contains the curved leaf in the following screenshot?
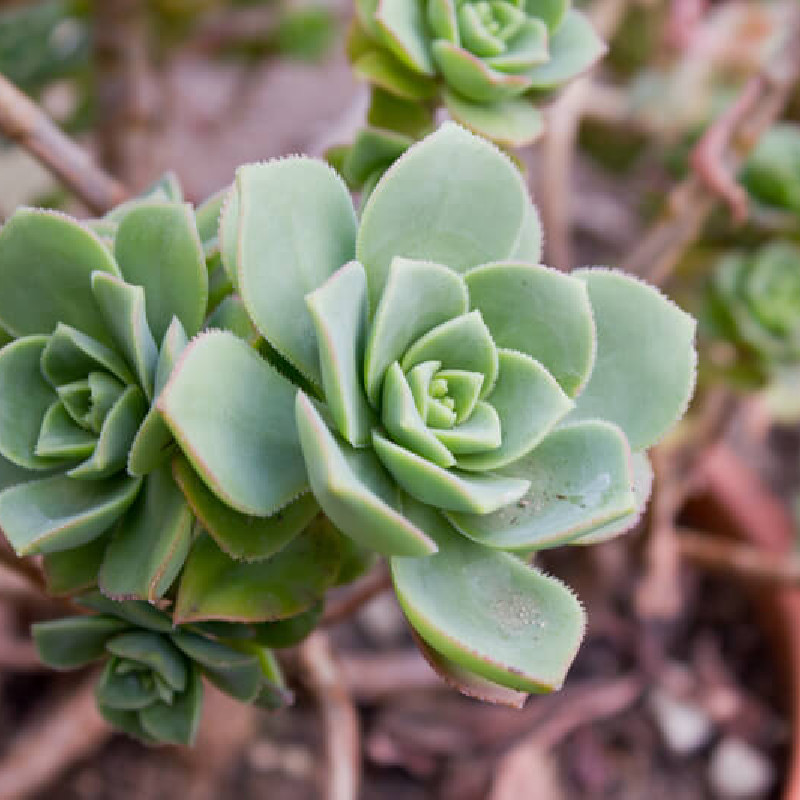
[33,615,127,669]
[443,90,544,148]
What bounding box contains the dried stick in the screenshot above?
[0,75,128,214]
[621,10,800,284]
[676,527,800,586]
[0,537,46,593]
[537,0,630,270]
[299,632,361,800]
[322,562,392,627]
[0,674,111,800]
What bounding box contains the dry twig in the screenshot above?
[0,74,128,214]
[0,674,111,800]
[299,631,361,800]
[621,9,800,284]
[322,562,392,627]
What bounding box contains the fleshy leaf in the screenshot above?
[0,473,141,555]
[353,50,437,100]
[306,261,374,446]
[391,502,586,692]
[443,90,544,148]
[357,123,530,306]
[204,295,259,345]
[465,263,595,397]
[577,451,653,545]
[43,536,108,595]
[295,392,437,557]
[41,324,134,387]
[510,202,543,262]
[0,209,119,343]
[195,186,228,246]
[78,591,173,633]
[364,257,469,406]
[139,665,203,746]
[374,0,435,74]
[457,349,573,471]
[448,420,635,550]
[401,311,499,398]
[0,336,58,469]
[67,386,147,479]
[127,318,189,477]
[237,158,357,387]
[250,601,324,648]
[524,10,606,89]
[174,522,342,624]
[172,454,319,562]
[114,202,208,341]
[91,273,158,401]
[568,269,697,451]
[33,615,127,669]
[35,401,96,460]
[159,331,308,517]
[432,402,501,453]
[372,431,529,513]
[106,631,188,691]
[218,184,240,289]
[99,464,192,602]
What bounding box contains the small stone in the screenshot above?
[648,687,713,756]
[708,737,775,799]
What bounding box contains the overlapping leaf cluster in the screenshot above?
[334,0,605,192]
[0,176,348,744]
[161,123,696,700]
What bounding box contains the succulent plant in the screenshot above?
[706,241,800,422]
[339,0,605,169]
[160,123,696,697]
[0,189,215,601]
[740,123,800,216]
[33,592,294,746]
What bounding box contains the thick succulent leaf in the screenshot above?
[127,318,189,477]
[170,631,273,703]
[577,451,653,545]
[295,392,437,557]
[99,465,192,602]
[250,601,324,648]
[41,323,134,387]
[526,0,569,32]
[306,261,374,446]
[97,704,157,745]
[448,420,635,549]
[237,159,357,387]
[457,349,573,471]
[365,257,469,406]
[0,473,141,555]
[67,386,147,479]
[436,370,483,423]
[354,50,437,100]
[443,90,544,147]
[357,123,530,306]
[510,202,543,262]
[382,362,456,467]
[114,202,208,341]
[412,630,527,708]
[568,269,697,451]
[195,186,228,246]
[42,536,108,595]
[524,10,606,89]
[96,658,160,710]
[401,311,499,398]
[159,331,308,517]
[391,502,586,692]
[432,401,501,453]
[0,209,119,343]
[106,631,187,691]
[78,591,173,633]
[32,615,128,669]
[372,431,529,513]
[172,454,319,562]
[204,295,259,345]
[342,127,414,189]
[465,263,595,397]
[174,523,342,623]
[433,41,531,103]
[374,0,435,74]
[486,19,549,70]
[0,336,59,469]
[250,648,294,709]
[139,666,203,746]
[218,185,240,289]
[91,273,158,400]
[35,401,96,460]
[0,453,35,492]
